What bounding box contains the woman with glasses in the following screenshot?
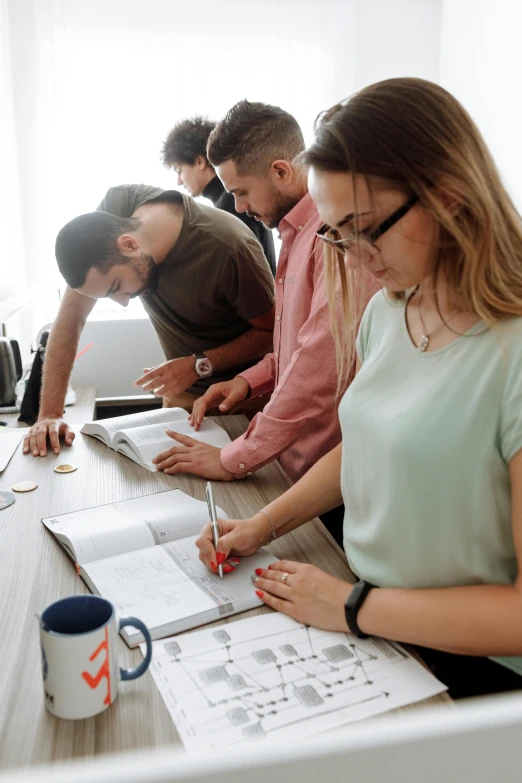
[196,78,522,698]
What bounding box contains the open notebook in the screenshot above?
[42,489,276,647]
[81,407,231,471]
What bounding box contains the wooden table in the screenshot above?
[0,411,450,771]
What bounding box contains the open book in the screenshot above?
[81,407,231,471]
[42,489,276,647]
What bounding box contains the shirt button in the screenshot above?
[276,315,281,321]
[247,471,252,476]
[278,278,283,284]
[239,463,245,469]
[274,351,279,358]
[298,225,303,231]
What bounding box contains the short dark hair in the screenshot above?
[162,117,216,168]
[55,211,141,289]
[207,100,305,176]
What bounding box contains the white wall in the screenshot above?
[440,0,522,209]
[354,0,441,89]
[69,317,164,398]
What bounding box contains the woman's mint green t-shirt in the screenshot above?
[339,291,522,675]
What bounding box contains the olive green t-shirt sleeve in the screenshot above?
[220,238,275,321]
[96,184,165,216]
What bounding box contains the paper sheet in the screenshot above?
[144,613,447,754]
[0,430,24,472]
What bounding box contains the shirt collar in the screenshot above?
[278,192,317,233]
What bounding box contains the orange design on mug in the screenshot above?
[81,627,111,704]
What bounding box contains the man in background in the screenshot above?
[162,116,276,275]
[152,101,348,547]
[23,184,274,460]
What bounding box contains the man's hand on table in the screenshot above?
[134,356,197,399]
[152,432,235,480]
[23,416,75,457]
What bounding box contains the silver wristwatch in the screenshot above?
[193,353,213,379]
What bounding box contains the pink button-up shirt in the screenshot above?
[220,193,341,483]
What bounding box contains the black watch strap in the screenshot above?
[344,580,375,638]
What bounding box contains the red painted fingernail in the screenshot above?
[268,564,274,570]
[255,590,264,598]
[230,558,240,563]
[255,568,263,576]
[216,552,227,566]
[210,562,217,573]
[223,565,234,574]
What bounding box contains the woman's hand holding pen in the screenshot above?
[196,516,267,574]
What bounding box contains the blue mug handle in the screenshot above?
[118,616,153,681]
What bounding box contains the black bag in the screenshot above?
[18,331,49,425]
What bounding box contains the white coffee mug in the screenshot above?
[39,594,152,720]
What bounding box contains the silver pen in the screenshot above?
[205,482,223,579]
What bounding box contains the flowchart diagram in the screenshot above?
[146,613,446,752]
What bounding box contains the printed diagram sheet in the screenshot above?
[145,613,446,753]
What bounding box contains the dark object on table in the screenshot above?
[18,331,49,425]
[0,337,23,406]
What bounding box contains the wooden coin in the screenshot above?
[54,464,78,474]
[12,481,38,493]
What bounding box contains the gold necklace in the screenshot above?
[416,291,462,353]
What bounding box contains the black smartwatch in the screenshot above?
[344,580,375,638]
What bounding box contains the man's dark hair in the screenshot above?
[55,212,141,289]
[162,117,216,168]
[207,100,305,176]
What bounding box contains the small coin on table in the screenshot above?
[12,481,38,493]
[0,491,16,509]
[54,464,78,474]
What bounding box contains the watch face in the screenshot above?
[196,358,212,377]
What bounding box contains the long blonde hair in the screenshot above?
[300,78,522,386]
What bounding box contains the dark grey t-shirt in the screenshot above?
[96,185,275,392]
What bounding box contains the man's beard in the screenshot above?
[248,184,300,230]
[130,253,160,297]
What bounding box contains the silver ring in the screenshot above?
[281,572,289,584]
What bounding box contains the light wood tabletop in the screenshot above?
[0,406,450,771]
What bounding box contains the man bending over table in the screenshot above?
[23,184,275,458]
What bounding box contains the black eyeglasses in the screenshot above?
[316,194,419,256]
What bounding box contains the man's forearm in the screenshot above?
[203,327,273,372]
[39,319,84,418]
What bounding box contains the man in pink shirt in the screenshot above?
[152,101,345,544]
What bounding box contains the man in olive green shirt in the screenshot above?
[23,184,275,459]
